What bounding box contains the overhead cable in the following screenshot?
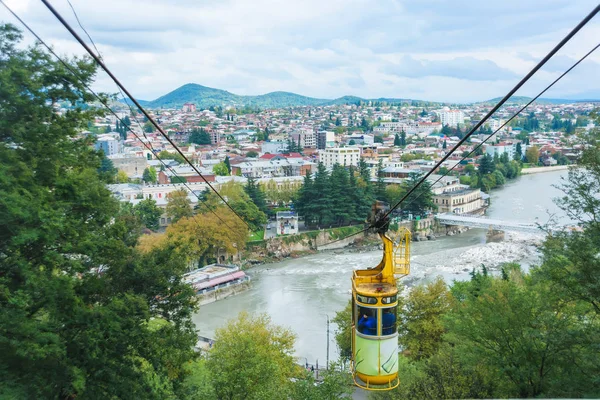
[39,0,249,228]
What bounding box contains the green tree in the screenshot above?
[294,170,317,226]
[134,198,162,230]
[400,130,407,146]
[142,166,157,184]
[399,278,453,360]
[207,312,297,400]
[0,25,196,399]
[158,150,186,164]
[397,173,435,215]
[116,169,130,183]
[180,358,217,399]
[525,146,540,164]
[376,159,386,201]
[349,139,356,145]
[201,181,266,231]
[166,189,194,223]
[442,140,447,149]
[478,153,495,175]
[332,301,352,362]
[445,269,596,398]
[212,162,229,176]
[313,163,333,227]
[291,362,354,400]
[189,127,211,145]
[143,120,154,133]
[537,131,600,313]
[329,164,353,225]
[515,142,523,160]
[224,155,232,174]
[246,150,259,158]
[492,169,505,186]
[98,150,117,182]
[394,133,401,146]
[244,177,269,216]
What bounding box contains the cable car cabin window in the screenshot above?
[382,307,397,336]
[382,295,397,304]
[357,306,378,336]
[356,294,377,304]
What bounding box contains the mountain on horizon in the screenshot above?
[125,83,418,109]
[480,96,600,105]
[121,83,599,109]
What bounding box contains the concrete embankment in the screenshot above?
[520,165,569,174]
[244,218,449,264]
[246,226,377,261]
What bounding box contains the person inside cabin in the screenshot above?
[358,312,377,335]
[382,308,396,335]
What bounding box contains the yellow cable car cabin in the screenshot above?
[351,205,410,391]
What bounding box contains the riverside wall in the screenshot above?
[245,218,454,262]
[520,165,569,174]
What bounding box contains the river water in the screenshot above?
[191,170,568,364]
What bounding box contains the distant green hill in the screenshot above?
[127,83,415,109]
[480,96,594,105]
[121,84,596,110]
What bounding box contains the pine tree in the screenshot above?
[400,130,407,146]
[313,163,332,227]
[443,140,447,149]
[294,171,315,226]
[515,143,523,160]
[478,154,495,175]
[394,134,401,147]
[376,159,386,201]
[329,164,352,226]
[224,156,232,174]
[244,177,268,216]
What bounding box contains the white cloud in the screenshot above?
[1,0,599,102]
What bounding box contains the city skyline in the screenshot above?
[3,0,600,103]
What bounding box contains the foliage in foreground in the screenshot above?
[359,127,600,399]
[187,312,353,400]
[0,24,198,398]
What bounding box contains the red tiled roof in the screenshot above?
[192,271,246,291]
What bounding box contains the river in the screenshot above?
[191,170,568,364]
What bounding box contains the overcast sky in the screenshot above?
[3,0,600,103]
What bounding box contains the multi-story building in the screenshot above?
[262,141,289,154]
[318,147,361,168]
[210,130,221,144]
[182,103,197,113]
[290,130,316,148]
[373,121,441,138]
[429,175,485,214]
[231,158,315,178]
[317,131,335,149]
[438,110,465,127]
[95,133,122,156]
[485,141,525,159]
[108,153,147,177]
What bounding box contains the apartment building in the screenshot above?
[318,147,361,168]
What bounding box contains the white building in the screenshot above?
[276,211,299,235]
[317,131,336,149]
[261,141,289,154]
[182,103,197,113]
[485,142,525,159]
[438,110,465,127]
[95,133,122,156]
[318,147,361,168]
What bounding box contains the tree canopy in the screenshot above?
[166,188,194,223]
[0,24,197,398]
[294,162,374,228]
